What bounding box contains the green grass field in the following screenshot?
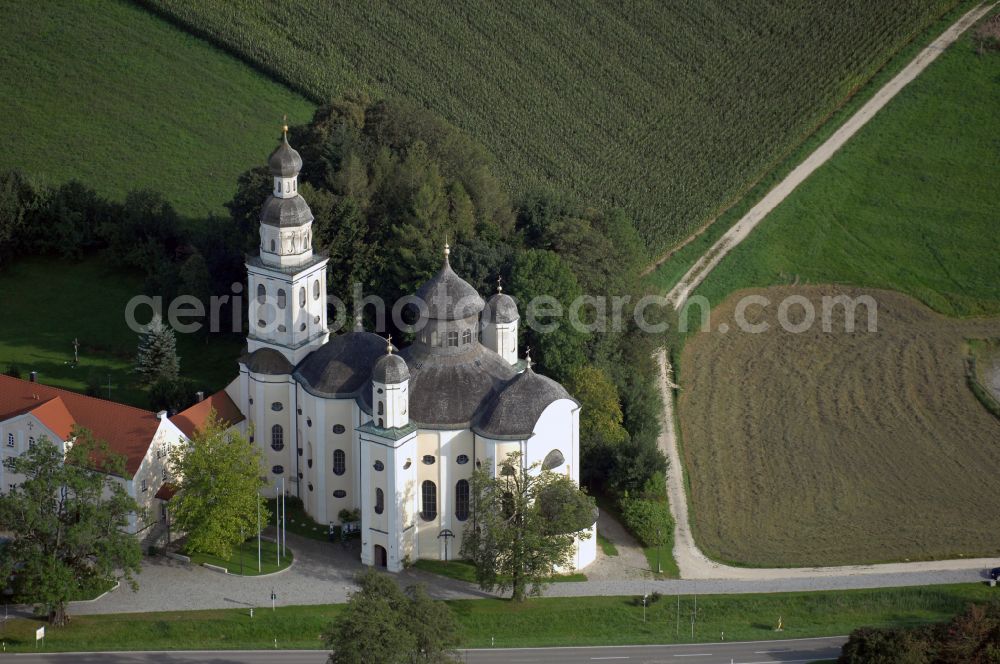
[0,258,242,408]
[144,0,956,251]
[0,0,313,217]
[186,540,292,576]
[689,16,1000,318]
[1,584,993,651]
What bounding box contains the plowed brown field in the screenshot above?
[679,286,1000,567]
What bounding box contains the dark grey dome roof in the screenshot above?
[268,136,302,177]
[414,260,485,321]
[373,353,409,384]
[475,368,574,439]
[484,292,518,324]
[399,343,515,428]
[241,348,293,375]
[295,331,390,397]
[261,195,313,228]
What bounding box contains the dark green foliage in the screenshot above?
[509,249,586,383]
[839,602,1000,663]
[618,474,673,549]
[148,375,198,413]
[0,432,142,626]
[4,363,21,378]
[323,569,459,663]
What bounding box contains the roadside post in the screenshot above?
[35,625,44,650]
[271,588,276,611]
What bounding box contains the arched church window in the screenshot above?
[270,239,276,253]
[257,284,266,304]
[455,479,470,521]
[285,180,291,193]
[542,449,565,471]
[421,481,437,521]
[447,330,459,347]
[271,425,284,451]
[431,330,438,346]
[299,287,306,307]
[378,402,384,415]
[313,280,320,300]
[462,329,472,345]
[375,488,384,515]
[333,449,346,476]
[277,289,286,309]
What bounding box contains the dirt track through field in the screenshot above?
[655,2,999,580]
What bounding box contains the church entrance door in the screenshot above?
[374,545,387,568]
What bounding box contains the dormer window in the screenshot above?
[447,331,458,347]
[462,329,472,345]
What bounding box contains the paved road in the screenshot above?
[5,636,846,663]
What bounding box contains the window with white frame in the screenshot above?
[6,433,13,447]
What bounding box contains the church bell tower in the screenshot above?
[245,123,330,365]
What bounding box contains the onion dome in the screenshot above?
[484,292,518,324]
[474,366,574,439]
[260,194,314,228]
[373,337,410,383]
[268,134,303,177]
[414,243,485,321]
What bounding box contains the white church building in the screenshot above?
[222,130,597,572]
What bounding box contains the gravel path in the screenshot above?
[583,510,652,581]
[651,0,999,585]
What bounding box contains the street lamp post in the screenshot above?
[656,527,662,574]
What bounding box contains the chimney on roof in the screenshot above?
[195,391,205,403]
[156,410,167,420]
[29,371,37,382]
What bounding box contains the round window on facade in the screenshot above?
[332,424,346,435]
[300,323,306,332]
[373,460,384,471]
[271,402,283,412]
[307,418,312,427]
[422,455,435,465]
[308,483,314,492]
[542,449,566,471]
[456,454,469,465]
[271,465,284,475]
[307,459,313,468]
[333,490,346,498]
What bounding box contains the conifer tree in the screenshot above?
[134,314,180,384]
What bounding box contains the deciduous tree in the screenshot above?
[167,414,268,560]
[324,569,459,663]
[0,431,141,625]
[461,451,595,602]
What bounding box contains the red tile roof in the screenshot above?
[0,375,161,475]
[171,389,245,439]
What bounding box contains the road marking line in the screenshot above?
[673,655,712,658]
[590,657,630,660]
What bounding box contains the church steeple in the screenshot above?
[245,122,330,365]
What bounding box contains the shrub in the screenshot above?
[618,493,673,548]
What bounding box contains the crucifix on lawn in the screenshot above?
[72,338,79,366]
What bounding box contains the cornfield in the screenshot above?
[141,0,956,253]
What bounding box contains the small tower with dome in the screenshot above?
[371,336,410,429]
[482,276,519,365]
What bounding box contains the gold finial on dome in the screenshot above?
[444,235,450,259]
[386,334,393,355]
[497,275,503,293]
[354,313,363,331]
[525,346,532,368]
[282,114,289,137]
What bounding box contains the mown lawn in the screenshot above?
[689,13,1000,318]
[145,0,957,251]
[0,0,313,217]
[0,257,243,409]
[185,539,292,577]
[1,584,993,651]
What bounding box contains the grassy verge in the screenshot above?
[0,0,313,217]
[0,258,243,408]
[643,0,979,295]
[597,531,619,557]
[412,559,586,585]
[1,584,993,651]
[186,540,292,577]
